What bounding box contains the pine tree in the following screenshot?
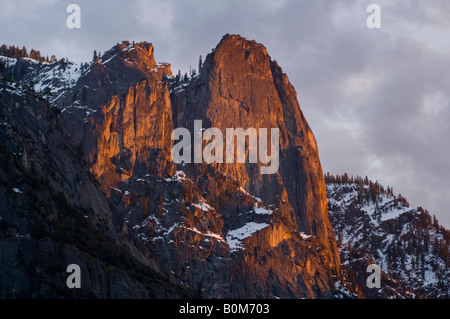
[175,70,181,84]
[198,55,203,72]
[29,49,36,60]
[433,215,439,228]
[185,185,193,204]
[157,196,164,218]
[0,44,7,56]
[131,190,138,205]
[142,197,151,217]
[337,232,343,244]
[21,46,27,57]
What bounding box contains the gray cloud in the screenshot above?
[1,0,449,227]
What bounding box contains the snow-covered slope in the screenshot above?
[0,56,84,105]
[327,180,450,298]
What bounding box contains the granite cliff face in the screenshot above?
[61,35,341,298]
[165,35,340,297]
[0,74,190,298]
[54,41,175,190]
[1,35,343,298]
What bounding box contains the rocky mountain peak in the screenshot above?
[99,41,171,78]
[163,34,342,297]
[205,34,271,77]
[174,35,337,261]
[215,34,269,53]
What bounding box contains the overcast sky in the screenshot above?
[1,0,449,227]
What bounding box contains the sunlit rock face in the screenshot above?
[1,35,342,298]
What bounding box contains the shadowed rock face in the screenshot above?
[0,34,342,298]
[0,80,190,299]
